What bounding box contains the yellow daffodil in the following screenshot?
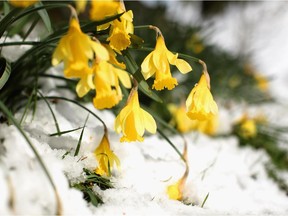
[167,179,185,200]
[141,36,192,90]
[75,0,87,14]
[236,114,257,139]
[115,90,157,142]
[186,74,218,121]
[52,17,109,77]
[8,0,38,7]
[90,0,122,21]
[254,73,269,92]
[95,133,120,176]
[52,17,109,98]
[240,119,257,138]
[92,60,131,109]
[107,10,134,53]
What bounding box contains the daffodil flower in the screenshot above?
[95,133,120,176]
[8,0,38,7]
[90,0,122,21]
[115,89,157,142]
[236,114,257,139]
[52,17,109,77]
[92,60,131,109]
[166,179,185,201]
[107,10,134,53]
[141,35,192,90]
[186,74,218,121]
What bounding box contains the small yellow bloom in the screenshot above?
[115,90,157,142]
[167,179,185,201]
[107,10,134,53]
[236,114,257,139]
[8,0,38,7]
[254,74,269,92]
[141,36,192,90]
[52,18,109,75]
[90,0,122,21]
[186,74,218,121]
[92,60,131,109]
[94,133,120,176]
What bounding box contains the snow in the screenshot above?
[1,1,288,216]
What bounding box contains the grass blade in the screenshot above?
[201,193,209,208]
[0,58,11,90]
[37,91,60,135]
[74,115,89,157]
[49,127,84,137]
[35,1,52,33]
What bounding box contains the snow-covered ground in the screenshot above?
[1,1,288,216]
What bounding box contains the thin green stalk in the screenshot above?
[201,193,209,208]
[37,91,60,135]
[0,41,40,47]
[134,25,152,30]
[0,100,62,215]
[49,127,83,137]
[19,89,35,125]
[157,128,185,162]
[74,114,89,157]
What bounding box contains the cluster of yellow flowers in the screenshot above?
[8,1,219,198]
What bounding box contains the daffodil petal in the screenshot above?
[175,59,192,74]
[141,109,157,134]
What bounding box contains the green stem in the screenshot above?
[0,41,41,46]
[157,128,185,162]
[134,25,152,29]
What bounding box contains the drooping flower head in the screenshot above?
[92,60,131,109]
[94,131,120,176]
[186,68,218,121]
[52,16,109,98]
[8,0,38,7]
[141,32,192,91]
[115,88,157,142]
[52,17,109,74]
